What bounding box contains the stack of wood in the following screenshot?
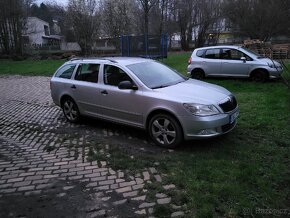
[272,44,289,59]
[243,39,290,59]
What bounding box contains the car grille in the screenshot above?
[219,96,237,112]
[222,122,236,132]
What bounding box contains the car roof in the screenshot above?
[67,57,152,66]
[195,45,242,50]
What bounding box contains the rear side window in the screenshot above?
[75,64,100,83]
[55,64,76,79]
[221,48,253,61]
[205,49,220,59]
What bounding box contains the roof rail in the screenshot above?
[69,57,82,61]
[100,57,118,63]
[69,57,118,63]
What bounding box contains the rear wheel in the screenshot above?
[62,98,80,123]
[251,70,268,82]
[149,114,183,148]
[191,69,205,80]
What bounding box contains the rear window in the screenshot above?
[196,49,205,57]
[55,64,76,79]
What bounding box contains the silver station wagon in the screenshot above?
[187,45,283,82]
[50,57,239,148]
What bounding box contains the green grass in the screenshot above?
[0,59,65,76]
[1,54,290,217]
[161,52,191,73]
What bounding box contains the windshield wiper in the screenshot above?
[151,84,170,89]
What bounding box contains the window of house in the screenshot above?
[44,25,49,36]
[104,65,132,86]
[55,64,76,79]
[75,64,100,83]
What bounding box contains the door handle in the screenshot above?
[101,90,108,95]
[71,85,76,89]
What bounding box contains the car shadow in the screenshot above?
[76,115,231,155]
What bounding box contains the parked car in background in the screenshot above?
[51,57,239,148]
[187,45,283,82]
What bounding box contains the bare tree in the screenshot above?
[174,0,196,50]
[100,0,138,37]
[149,0,171,35]
[138,0,158,34]
[0,0,32,55]
[194,0,221,48]
[223,0,290,41]
[67,0,100,55]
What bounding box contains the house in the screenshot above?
[205,18,248,46]
[22,17,61,45]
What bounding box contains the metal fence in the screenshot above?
[121,34,168,59]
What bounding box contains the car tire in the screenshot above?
[191,69,205,80]
[149,114,183,148]
[251,70,268,82]
[62,97,80,123]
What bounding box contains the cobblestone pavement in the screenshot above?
[0,76,185,217]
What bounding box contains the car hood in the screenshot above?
[154,79,232,104]
[259,58,282,67]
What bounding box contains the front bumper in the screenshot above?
[179,109,239,140]
[268,67,283,79]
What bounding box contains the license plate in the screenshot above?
[230,111,239,124]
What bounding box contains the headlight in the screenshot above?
[183,103,220,116]
[268,63,281,68]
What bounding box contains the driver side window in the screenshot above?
[104,65,132,86]
[221,49,252,61]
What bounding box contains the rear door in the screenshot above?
[202,48,222,76]
[70,63,103,116]
[51,64,77,105]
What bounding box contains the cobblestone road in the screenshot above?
[0,76,184,217]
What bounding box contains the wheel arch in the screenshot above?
[146,109,184,135]
[60,94,75,107]
[250,68,269,79]
[191,68,206,77]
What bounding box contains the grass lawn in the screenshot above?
[0,59,65,76]
[0,54,289,217]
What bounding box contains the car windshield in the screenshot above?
[127,61,186,89]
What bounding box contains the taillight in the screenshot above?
[188,57,192,64]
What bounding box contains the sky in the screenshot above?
[35,0,68,6]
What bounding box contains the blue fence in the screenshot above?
[121,34,168,59]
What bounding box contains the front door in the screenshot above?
[220,48,250,77]
[98,64,144,127]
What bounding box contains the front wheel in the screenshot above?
[62,98,80,123]
[148,114,183,148]
[251,70,268,82]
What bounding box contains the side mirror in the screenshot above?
[118,81,138,90]
[241,57,246,63]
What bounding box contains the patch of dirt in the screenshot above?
[0,179,140,218]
